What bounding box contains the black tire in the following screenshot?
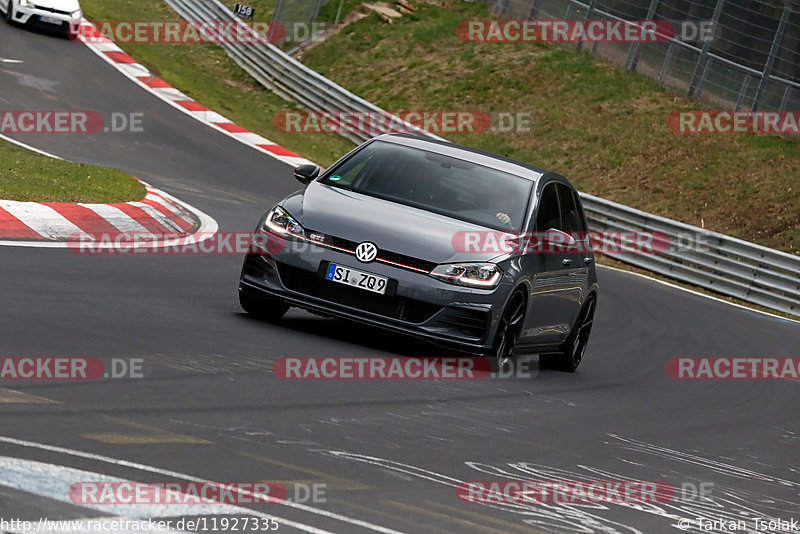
[239,289,289,322]
[489,290,526,374]
[4,1,13,23]
[540,297,595,372]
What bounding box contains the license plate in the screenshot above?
[40,15,61,25]
[325,263,388,295]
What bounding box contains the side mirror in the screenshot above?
[541,228,577,249]
[293,164,320,185]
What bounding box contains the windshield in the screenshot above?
[320,141,533,231]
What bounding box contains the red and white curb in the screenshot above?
[0,135,217,248]
[0,181,194,239]
[77,20,314,169]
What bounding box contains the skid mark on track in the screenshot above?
[388,500,541,534]
[329,498,454,534]
[141,353,274,376]
[607,434,800,488]
[239,452,374,491]
[81,417,213,445]
[324,440,800,533]
[0,387,59,404]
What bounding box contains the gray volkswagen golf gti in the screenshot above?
[239,134,598,372]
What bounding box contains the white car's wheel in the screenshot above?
[4,1,13,23]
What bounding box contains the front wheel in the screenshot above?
[489,290,526,373]
[4,1,14,23]
[540,297,595,372]
[239,289,289,322]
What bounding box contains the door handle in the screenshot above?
[583,257,593,264]
[562,258,572,266]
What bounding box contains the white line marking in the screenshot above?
[0,133,62,159]
[0,58,23,64]
[0,455,332,534]
[0,436,406,534]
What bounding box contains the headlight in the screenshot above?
[262,205,305,239]
[19,0,34,7]
[71,9,81,18]
[429,263,502,289]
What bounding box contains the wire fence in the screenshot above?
[486,0,800,111]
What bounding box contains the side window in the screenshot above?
[535,183,561,231]
[571,189,588,232]
[557,184,582,233]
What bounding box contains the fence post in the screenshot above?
[577,0,598,52]
[735,74,752,111]
[311,0,325,24]
[779,85,793,112]
[272,0,284,26]
[688,0,726,98]
[751,2,792,112]
[657,40,675,84]
[528,0,541,20]
[334,0,345,26]
[626,0,659,71]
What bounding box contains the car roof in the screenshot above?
[372,133,567,186]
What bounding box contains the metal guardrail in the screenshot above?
[164,0,800,317]
[581,194,800,316]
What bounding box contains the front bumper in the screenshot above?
[12,4,80,32]
[239,242,513,353]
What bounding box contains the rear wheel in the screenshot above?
[239,289,289,322]
[489,290,526,373]
[540,297,595,372]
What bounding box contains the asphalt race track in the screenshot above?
[1,22,799,534]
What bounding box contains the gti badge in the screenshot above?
[355,242,378,263]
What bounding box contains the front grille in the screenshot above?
[38,6,70,14]
[315,231,437,273]
[377,250,437,272]
[436,307,490,339]
[277,263,441,323]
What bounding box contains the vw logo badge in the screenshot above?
[355,242,378,263]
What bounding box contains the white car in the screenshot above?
[2,0,82,37]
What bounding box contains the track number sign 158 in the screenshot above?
[234,3,255,19]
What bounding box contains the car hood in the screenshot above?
[35,0,80,11]
[285,182,508,265]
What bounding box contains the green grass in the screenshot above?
[81,0,353,167]
[0,139,145,202]
[299,1,800,254]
